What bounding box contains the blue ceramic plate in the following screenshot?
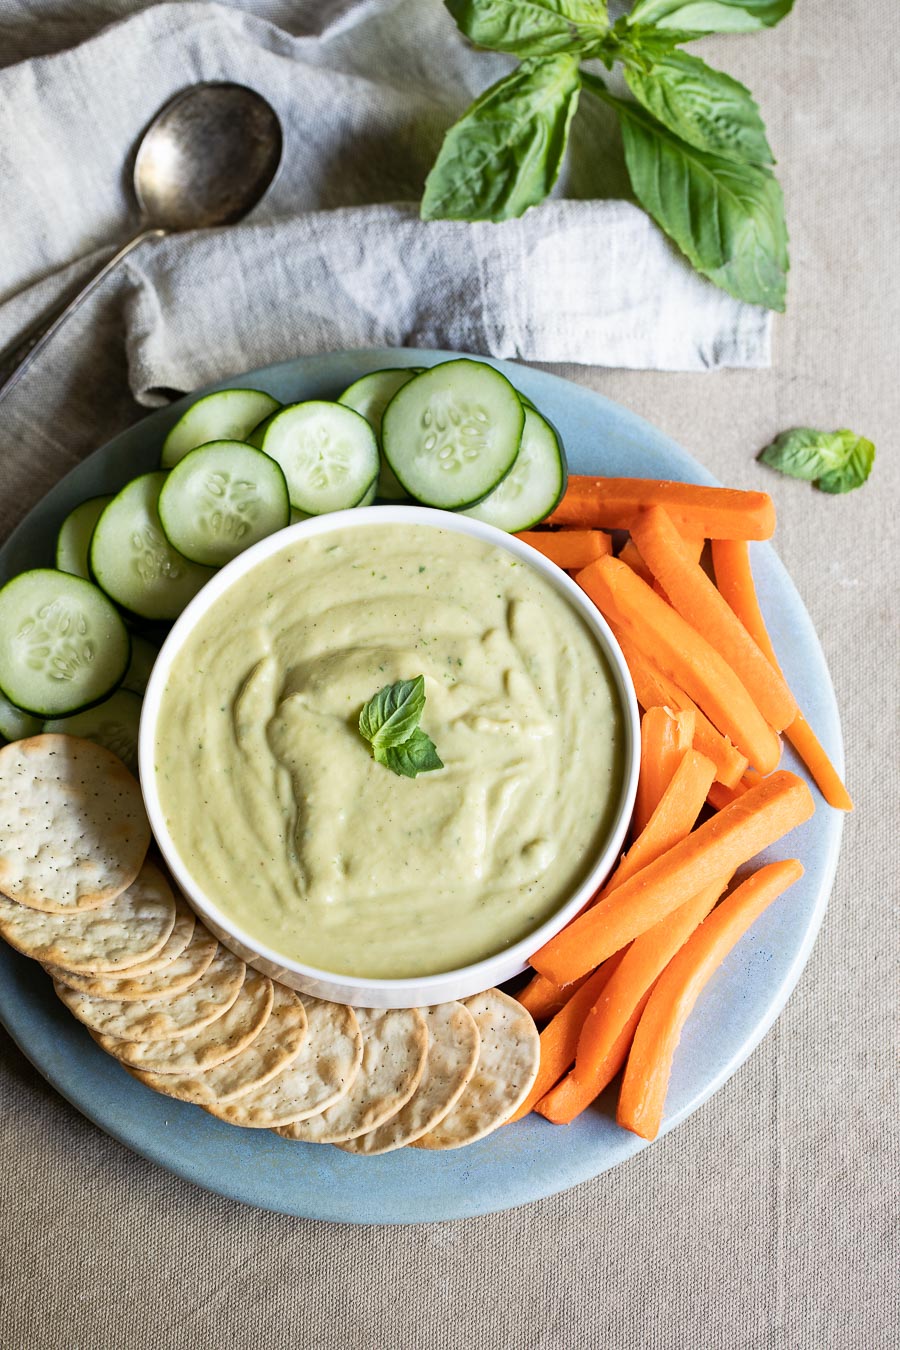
[0,350,844,1223]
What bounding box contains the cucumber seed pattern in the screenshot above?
[18,600,96,683]
[131,523,187,584]
[419,398,491,474]
[196,472,261,543]
[299,422,354,491]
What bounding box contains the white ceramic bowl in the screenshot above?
[140,507,640,1007]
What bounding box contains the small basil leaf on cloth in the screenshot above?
[627,0,794,33]
[358,676,426,750]
[421,54,581,222]
[623,50,773,166]
[584,75,788,309]
[758,428,875,494]
[375,729,445,779]
[444,0,609,59]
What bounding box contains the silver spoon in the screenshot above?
[0,82,282,401]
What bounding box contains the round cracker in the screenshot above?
[277,1006,428,1144]
[0,735,149,911]
[127,984,308,1106]
[93,966,273,1073]
[411,989,539,1151]
[0,860,176,973]
[53,944,245,1042]
[338,1001,480,1156]
[205,995,362,1129]
[46,919,217,1000]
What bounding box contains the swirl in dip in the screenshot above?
[154,523,625,978]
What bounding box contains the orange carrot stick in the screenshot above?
[617,859,805,1139]
[603,748,716,897]
[507,948,629,1123]
[578,555,782,772]
[612,628,748,789]
[679,533,706,564]
[633,706,696,835]
[536,873,730,1124]
[631,507,797,732]
[549,477,776,540]
[516,969,591,1022]
[617,539,654,585]
[711,539,852,811]
[523,747,717,1020]
[531,770,814,987]
[515,529,612,571]
[706,769,762,812]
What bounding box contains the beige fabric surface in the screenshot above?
[0,2,897,1347]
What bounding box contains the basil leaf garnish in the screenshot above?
[758,428,875,494]
[445,0,609,59]
[627,0,794,33]
[359,676,444,777]
[421,55,582,222]
[375,728,445,779]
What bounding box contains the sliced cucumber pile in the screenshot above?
[91,472,214,621]
[463,408,566,532]
[338,367,423,501]
[44,687,143,772]
[381,360,524,509]
[158,441,290,567]
[261,402,378,514]
[55,495,112,579]
[0,569,130,717]
[161,388,280,468]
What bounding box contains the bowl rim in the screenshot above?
[139,505,641,1005]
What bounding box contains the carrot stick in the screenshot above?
[711,539,853,811]
[536,873,730,1124]
[516,969,591,1022]
[531,770,814,987]
[549,477,776,540]
[633,706,696,835]
[515,529,612,571]
[507,948,629,1123]
[617,539,654,586]
[524,747,717,1021]
[612,628,748,788]
[578,556,782,773]
[617,859,805,1139]
[706,769,762,812]
[679,533,706,564]
[604,749,716,897]
[631,507,797,732]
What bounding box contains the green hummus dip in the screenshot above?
[154,523,624,978]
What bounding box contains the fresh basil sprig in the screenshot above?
[358,676,444,778]
[423,0,794,310]
[758,428,876,494]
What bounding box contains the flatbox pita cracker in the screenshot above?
[276,1005,428,1144]
[0,735,149,912]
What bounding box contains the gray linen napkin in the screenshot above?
[0,0,771,412]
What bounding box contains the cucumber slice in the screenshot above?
[246,410,279,449]
[0,570,130,717]
[357,480,377,507]
[55,495,113,579]
[338,368,424,501]
[462,408,567,532]
[158,441,290,567]
[122,634,159,696]
[91,473,214,621]
[44,688,143,772]
[161,389,280,468]
[381,360,524,509]
[290,507,310,524]
[0,691,42,742]
[260,402,379,514]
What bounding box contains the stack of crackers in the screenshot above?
[0,735,540,1153]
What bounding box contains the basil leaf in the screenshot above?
[758,428,875,494]
[627,0,794,32]
[601,23,703,72]
[445,0,609,57]
[358,676,426,750]
[421,55,581,222]
[624,50,773,166]
[375,728,445,779]
[584,76,787,309]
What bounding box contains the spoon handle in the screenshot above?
[0,227,167,403]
